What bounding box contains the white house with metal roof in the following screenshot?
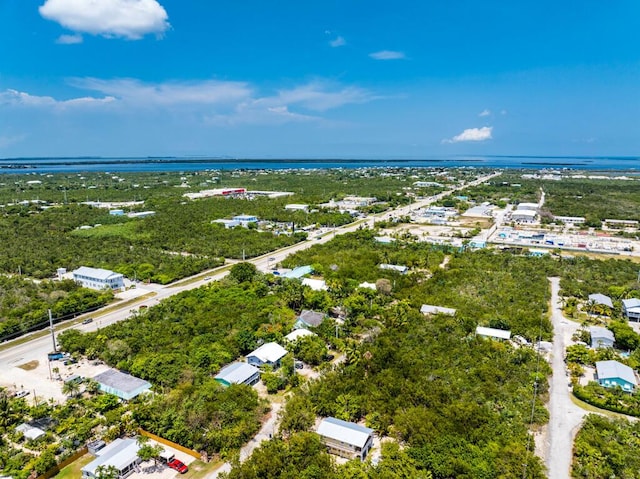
[595,360,637,392]
[246,342,288,368]
[301,278,328,291]
[72,266,125,291]
[378,264,408,274]
[588,293,614,310]
[622,298,640,321]
[81,438,141,479]
[215,362,260,387]
[420,304,457,316]
[316,417,374,461]
[589,326,615,349]
[476,326,511,341]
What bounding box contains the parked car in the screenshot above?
[167,459,188,474]
[81,317,93,325]
[14,390,29,398]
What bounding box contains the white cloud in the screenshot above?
[39,0,169,40]
[369,50,405,60]
[270,82,373,112]
[443,126,493,144]
[478,109,491,117]
[329,36,346,47]
[500,109,508,115]
[56,33,83,44]
[0,89,115,108]
[4,78,377,127]
[72,78,252,106]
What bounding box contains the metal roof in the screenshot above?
[93,369,151,395]
[282,265,313,279]
[420,304,457,316]
[623,298,640,310]
[16,423,45,441]
[247,342,288,363]
[73,266,123,281]
[301,278,328,291]
[476,326,511,340]
[215,362,260,385]
[588,294,614,309]
[589,326,615,342]
[298,310,325,327]
[285,329,316,342]
[596,360,637,386]
[317,417,373,449]
[82,439,140,476]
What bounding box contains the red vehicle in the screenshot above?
[167,458,188,474]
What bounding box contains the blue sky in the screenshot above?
[0,1,638,158]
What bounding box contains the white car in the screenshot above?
[14,390,29,398]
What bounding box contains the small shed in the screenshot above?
[476,326,511,341]
[596,360,637,392]
[316,417,374,461]
[93,369,151,401]
[215,362,260,387]
[246,342,288,368]
[589,326,615,349]
[420,304,457,316]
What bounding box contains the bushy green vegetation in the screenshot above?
[0,277,113,340]
[572,415,640,478]
[0,384,136,479]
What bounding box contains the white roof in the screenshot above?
[476,326,511,340]
[379,264,408,273]
[73,266,123,280]
[302,278,328,291]
[82,438,140,476]
[512,209,537,217]
[358,282,377,290]
[518,202,539,208]
[317,417,373,449]
[215,362,260,385]
[596,360,637,386]
[247,342,288,363]
[285,329,316,342]
[589,326,615,342]
[623,298,640,310]
[16,423,45,440]
[420,304,457,316]
[588,294,613,309]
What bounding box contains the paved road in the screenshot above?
[546,277,587,479]
[0,170,501,374]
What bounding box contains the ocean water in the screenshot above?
[0,155,638,174]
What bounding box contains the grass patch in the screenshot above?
[183,459,226,479]
[70,222,150,241]
[570,392,635,419]
[17,360,39,371]
[54,454,93,479]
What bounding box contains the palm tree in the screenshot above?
[95,465,119,479]
[0,394,18,431]
[62,380,81,398]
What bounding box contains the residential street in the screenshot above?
[546,277,587,479]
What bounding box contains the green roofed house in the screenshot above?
[215,362,261,387]
[596,360,638,392]
[93,369,151,401]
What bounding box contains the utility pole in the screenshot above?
[49,309,57,352]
